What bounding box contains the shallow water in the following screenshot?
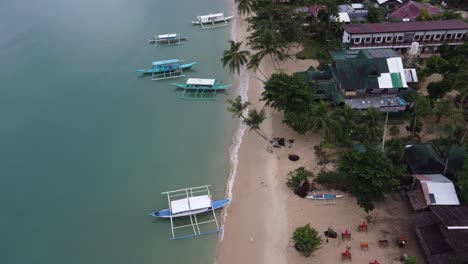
[0,0,235,263]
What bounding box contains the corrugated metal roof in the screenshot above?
[342,19,468,34]
[416,174,460,206]
[389,0,442,21]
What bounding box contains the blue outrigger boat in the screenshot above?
[136,59,197,75]
[151,185,230,240]
[171,78,231,99]
[306,194,344,200]
[150,198,230,218]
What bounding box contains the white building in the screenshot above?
[342,20,468,53]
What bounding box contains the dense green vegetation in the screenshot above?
[292,224,321,257]
[225,1,467,213]
[286,167,314,189]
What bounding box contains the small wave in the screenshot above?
[219,66,249,241]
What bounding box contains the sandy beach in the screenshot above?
[217,11,426,264]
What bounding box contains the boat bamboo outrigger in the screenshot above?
[192,13,233,29]
[306,190,343,206]
[136,59,197,80]
[150,185,230,240]
[148,33,188,46]
[171,78,231,99]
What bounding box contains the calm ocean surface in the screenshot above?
[0,0,235,263]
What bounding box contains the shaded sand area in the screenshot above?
[217,14,426,264]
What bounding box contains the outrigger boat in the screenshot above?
[150,196,230,218]
[148,33,188,46]
[137,59,196,80]
[306,194,344,200]
[171,78,231,99]
[151,185,230,240]
[192,13,233,29]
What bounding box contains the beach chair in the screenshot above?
[378,239,389,248]
[358,221,368,232]
[341,229,351,240]
[341,249,352,262]
[360,242,369,250]
[369,260,380,264]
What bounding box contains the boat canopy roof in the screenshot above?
[157,33,178,39]
[170,195,211,214]
[152,59,181,66]
[187,78,216,86]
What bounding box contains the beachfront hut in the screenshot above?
[407,174,460,211]
[415,206,468,264]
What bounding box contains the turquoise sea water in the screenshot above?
[0,0,235,263]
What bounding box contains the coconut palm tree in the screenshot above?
[334,105,361,146]
[309,101,338,144]
[359,108,384,143]
[247,24,286,73]
[227,96,270,142]
[235,0,258,16]
[221,40,250,75]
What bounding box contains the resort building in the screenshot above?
[372,0,404,10]
[407,174,460,212]
[342,20,468,53]
[296,49,416,111]
[336,3,368,23]
[414,206,468,264]
[388,0,442,22]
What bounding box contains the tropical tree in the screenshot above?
[287,167,314,189]
[457,145,468,202]
[433,99,454,123]
[261,73,313,113]
[358,108,384,143]
[235,0,258,16]
[427,80,451,101]
[227,96,270,142]
[309,101,339,145]
[221,40,250,75]
[292,224,321,257]
[408,93,432,137]
[248,26,286,73]
[385,138,406,165]
[333,105,361,146]
[338,145,402,212]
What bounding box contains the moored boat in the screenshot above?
[192,13,233,28]
[136,59,197,74]
[148,33,188,46]
[306,194,344,200]
[150,197,230,218]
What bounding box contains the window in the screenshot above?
[396,36,403,42]
[375,36,382,43]
[414,35,421,41]
[354,37,361,44]
[456,33,463,39]
[386,36,393,43]
[445,34,452,40]
[424,34,432,41]
[365,37,371,43]
[434,34,441,40]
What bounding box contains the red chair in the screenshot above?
[359,221,368,232]
[341,249,352,262]
[342,229,351,240]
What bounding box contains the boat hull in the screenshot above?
[171,83,231,90]
[150,199,230,218]
[192,16,233,25]
[136,62,197,74]
[305,194,344,200]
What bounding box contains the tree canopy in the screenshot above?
[338,146,402,212]
[292,224,321,257]
[262,73,313,113]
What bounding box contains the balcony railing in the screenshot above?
[348,39,465,49]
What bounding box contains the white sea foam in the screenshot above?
[219,11,250,240]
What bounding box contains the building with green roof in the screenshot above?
[296,49,417,111]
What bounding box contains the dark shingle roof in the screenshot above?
[389,0,442,21]
[330,58,389,91]
[343,19,468,34]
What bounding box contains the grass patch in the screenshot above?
[296,40,331,64]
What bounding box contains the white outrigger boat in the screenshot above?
[150,185,230,240]
[192,13,233,28]
[148,33,188,46]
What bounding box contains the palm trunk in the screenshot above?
[460,126,467,144]
[443,157,449,176]
[239,114,270,142]
[241,65,266,83]
[412,115,417,136]
[269,53,279,73]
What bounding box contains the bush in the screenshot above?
[287,167,314,189]
[292,224,321,257]
[314,170,348,191]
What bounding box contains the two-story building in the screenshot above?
[342,20,468,53]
